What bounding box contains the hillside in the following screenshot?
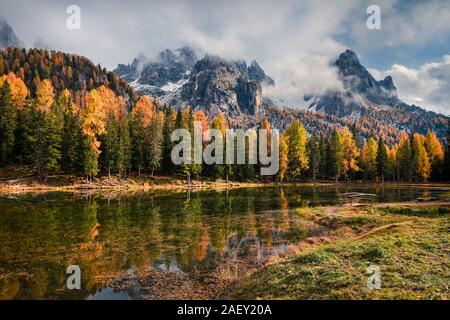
[0,47,137,104]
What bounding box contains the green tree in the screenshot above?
[329,129,344,182]
[307,134,320,181]
[14,98,35,164]
[376,139,389,182]
[61,102,82,174]
[147,114,163,177]
[82,136,99,182]
[0,82,16,164]
[117,114,131,176]
[444,129,450,181]
[284,119,309,179]
[161,106,174,174]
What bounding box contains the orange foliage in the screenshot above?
[132,96,155,126]
[0,72,28,108]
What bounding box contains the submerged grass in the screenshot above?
[234,205,450,300]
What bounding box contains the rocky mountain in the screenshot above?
[115,47,448,142]
[0,17,24,50]
[302,49,449,140]
[114,47,274,115]
[308,50,427,117]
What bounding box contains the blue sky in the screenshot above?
[1,0,449,115]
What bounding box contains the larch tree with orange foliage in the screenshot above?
[412,133,431,182]
[425,131,444,180]
[0,72,28,108]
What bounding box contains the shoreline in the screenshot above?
[1,173,450,195]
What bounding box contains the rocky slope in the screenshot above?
[0,17,24,50]
[114,47,274,115]
[115,48,448,142]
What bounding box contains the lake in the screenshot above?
[0,185,447,299]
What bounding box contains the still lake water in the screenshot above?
[0,185,447,299]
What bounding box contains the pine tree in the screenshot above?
[0,81,16,164]
[82,136,100,182]
[161,106,175,174]
[42,112,62,174]
[14,98,35,164]
[329,129,344,182]
[376,139,389,182]
[209,113,227,180]
[307,134,320,181]
[117,113,131,177]
[147,113,163,177]
[444,129,450,181]
[61,97,81,174]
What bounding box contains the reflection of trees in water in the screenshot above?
[0,188,316,299]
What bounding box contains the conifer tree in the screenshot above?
[307,134,320,181]
[0,82,16,164]
[161,106,175,174]
[147,113,163,177]
[117,113,131,177]
[329,129,344,182]
[14,98,35,164]
[444,129,450,181]
[376,139,389,182]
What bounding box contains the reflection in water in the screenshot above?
[0,186,446,299]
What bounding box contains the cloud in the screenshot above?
[349,0,450,51]
[0,0,362,106]
[370,55,450,115]
[1,0,450,114]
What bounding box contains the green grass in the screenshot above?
[234,207,449,300]
[377,206,450,217]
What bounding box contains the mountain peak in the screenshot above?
[0,17,25,50]
[337,49,360,66]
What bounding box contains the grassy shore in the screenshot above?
[233,203,450,300]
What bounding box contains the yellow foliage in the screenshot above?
[36,79,55,113]
[0,72,28,108]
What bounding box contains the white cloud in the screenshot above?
[350,0,450,52]
[371,56,450,115]
[0,0,361,106]
[1,0,450,114]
